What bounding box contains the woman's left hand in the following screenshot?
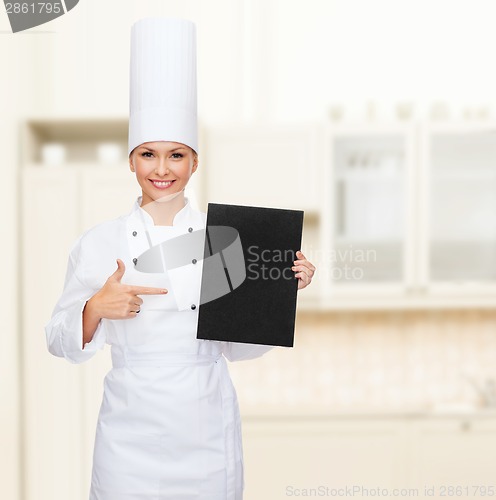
[292,250,316,290]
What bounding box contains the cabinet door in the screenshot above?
[420,126,496,295]
[21,167,88,500]
[203,125,321,211]
[410,417,496,498]
[80,166,140,230]
[241,418,406,500]
[321,125,416,298]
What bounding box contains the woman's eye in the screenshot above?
[141,152,153,157]
[171,153,183,159]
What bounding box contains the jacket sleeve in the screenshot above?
[45,235,107,364]
[220,341,276,362]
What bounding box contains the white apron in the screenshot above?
[91,351,243,500]
[45,196,275,500]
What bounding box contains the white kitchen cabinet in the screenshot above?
[242,417,406,500]
[80,165,141,229]
[311,122,496,310]
[202,124,322,212]
[241,414,496,500]
[321,125,416,295]
[419,124,496,297]
[21,165,88,500]
[410,416,496,499]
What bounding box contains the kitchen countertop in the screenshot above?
[241,405,496,419]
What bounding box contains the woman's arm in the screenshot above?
[82,297,102,348]
[221,342,277,362]
[45,236,107,364]
[46,239,167,362]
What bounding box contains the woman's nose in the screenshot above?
[155,159,170,176]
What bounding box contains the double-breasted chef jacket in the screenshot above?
[45,195,276,500]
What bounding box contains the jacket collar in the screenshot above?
[129,195,194,228]
[126,194,206,266]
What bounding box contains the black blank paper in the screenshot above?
[196,203,304,347]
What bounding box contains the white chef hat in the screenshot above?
[128,17,198,157]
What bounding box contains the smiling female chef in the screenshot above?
[45,16,316,500]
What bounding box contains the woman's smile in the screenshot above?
[149,179,176,189]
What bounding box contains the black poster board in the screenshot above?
[196,203,304,347]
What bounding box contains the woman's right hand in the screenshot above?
[87,258,167,320]
[82,259,167,348]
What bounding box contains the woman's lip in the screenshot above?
[149,179,176,189]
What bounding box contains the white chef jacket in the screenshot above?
[45,195,275,500]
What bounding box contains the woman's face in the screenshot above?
[129,141,198,205]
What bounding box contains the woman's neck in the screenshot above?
[140,192,186,226]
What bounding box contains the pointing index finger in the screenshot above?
[129,286,168,295]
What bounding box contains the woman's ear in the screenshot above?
[129,155,135,173]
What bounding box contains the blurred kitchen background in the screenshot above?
[2,1,496,499]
